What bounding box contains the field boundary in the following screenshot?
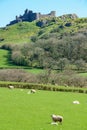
[0,81,87,94]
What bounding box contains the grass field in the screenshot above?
[0,49,10,67]
[79,72,87,77]
[0,49,25,69]
[0,49,20,68]
[0,87,87,130]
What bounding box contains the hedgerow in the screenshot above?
[0,81,87,94]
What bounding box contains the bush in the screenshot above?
[0,69,87,88]
[0,69,38,83]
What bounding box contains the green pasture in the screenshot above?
[79,72,87,77]
[0,49,10,67]
[0,87,87,130]
[0,49,28,69]
[0,49,21,68]
[25,68,44,74]
[0,49,44,74]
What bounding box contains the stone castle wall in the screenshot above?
[8,9,56,26]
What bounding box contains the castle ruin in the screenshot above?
[8,9,56,26]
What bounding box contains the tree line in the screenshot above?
[1,26,87,72]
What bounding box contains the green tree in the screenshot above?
[58,58,69,71]
[75,59,86,71]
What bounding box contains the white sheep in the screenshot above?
[31,89,36,93]
[51,114,63,124]
[73,100,80,104]
[8,85,14,89]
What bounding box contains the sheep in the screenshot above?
[8,85,14,89]
[27,89,36,94]
[51,114,63,124]
[73,100,80,104]
[31,89,36,93]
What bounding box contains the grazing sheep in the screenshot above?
[31,89,36,93]
[8,85,14,89]
[51,114,63,124]
[73,100,80,104]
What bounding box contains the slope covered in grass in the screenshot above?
[0,49,24,68]
[0,49,10,67]
[0,17,87,45]
[0,21,39,45]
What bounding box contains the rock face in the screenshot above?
[59,13,78,20]
[7,9,56,26]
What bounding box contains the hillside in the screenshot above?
[0,21,40,45]
[0,14,87,70]
[0,14,87,86]
[0,14,87,45]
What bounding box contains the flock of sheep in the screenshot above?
[8,85,80,126]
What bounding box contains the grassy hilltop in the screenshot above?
[0,21,39,45]
[0,15,87,45]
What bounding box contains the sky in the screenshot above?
[0,0,87,27]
